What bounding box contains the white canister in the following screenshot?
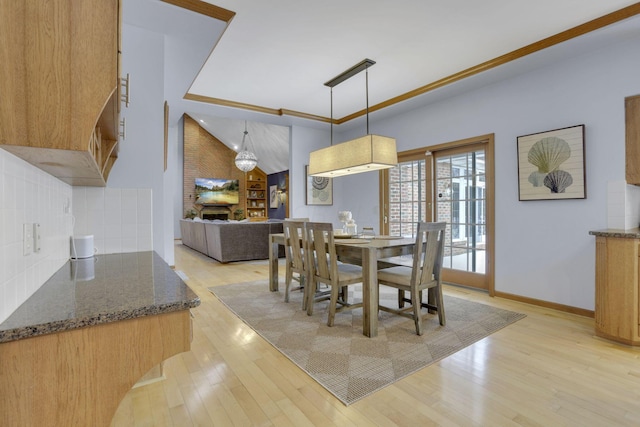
[71,257,96,281]
[71,235,95,259]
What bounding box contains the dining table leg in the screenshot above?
[269,235,279,292]
[361,247,379,337]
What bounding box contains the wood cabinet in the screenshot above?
[0,0,122,186]
[625,95,640,185]
[594,234,640,345]
[246,168,268,221]
[0,310,191,426]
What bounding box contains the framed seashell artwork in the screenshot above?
[517,124,586,201]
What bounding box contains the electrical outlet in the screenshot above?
[23,223,33,256]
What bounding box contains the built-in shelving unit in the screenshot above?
[246,169,267,221]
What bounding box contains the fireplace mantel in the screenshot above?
[199,205,231,220]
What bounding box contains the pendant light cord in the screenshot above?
[241,120,249,150]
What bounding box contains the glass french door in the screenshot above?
[382,136,494,293]
[434,144,488,289]
[386,160,430,237]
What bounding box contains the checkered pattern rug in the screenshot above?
[209,280,525,405]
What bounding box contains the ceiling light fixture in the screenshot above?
[308,59,397,178]
[235,120,258,172]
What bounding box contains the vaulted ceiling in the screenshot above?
[187,0,640,121]
[126,0,640,174]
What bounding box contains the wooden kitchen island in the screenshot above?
[0,251,200,427]
[590,229,640,346]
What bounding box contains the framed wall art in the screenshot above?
[517,124,586,201]
[269,185,278,208]
[305,165,333,205]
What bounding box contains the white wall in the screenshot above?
[108,23,173,264]
[0,150,72,322]
[293,31,640,311]
[289,125,337,224]
[172,118,184,238]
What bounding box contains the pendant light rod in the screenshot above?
[330,87,333,146]
[241,120,248,149]
[309,58,396,178]
[366,66,369,134]
[324,58,376,88]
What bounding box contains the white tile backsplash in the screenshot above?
[72,187,153,255]
[625,184,640,229]
[0,149,72,323]
[607,181,640,229]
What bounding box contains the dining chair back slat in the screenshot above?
[283,220,307,306]
[305,222,363,325]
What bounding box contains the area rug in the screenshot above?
[209,280,525,406]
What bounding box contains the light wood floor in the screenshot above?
[111,242,640,426]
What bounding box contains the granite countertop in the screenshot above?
[589,228,640,238]
[0,251,200,344]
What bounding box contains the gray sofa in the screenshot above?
[180,219,284,263]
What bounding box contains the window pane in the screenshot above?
[474,150,485,175]
[389,182,400,201]
[436,158,451,178]
[400,164,413,181]
[401,222,413,237]
[401,182,413,202]
[387,160,426,239]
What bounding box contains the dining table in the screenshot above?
[268,232,415,337]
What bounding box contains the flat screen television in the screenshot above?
[194,178,240,205]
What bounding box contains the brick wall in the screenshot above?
[183,115,247,218]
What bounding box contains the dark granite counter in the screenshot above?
[0,251,200,343]
[589,228,640,239]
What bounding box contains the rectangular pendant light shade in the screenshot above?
[308,134,397,178]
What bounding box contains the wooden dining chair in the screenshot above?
[305,222,363,325]
[282,220,308,306]
[377,221,446,335]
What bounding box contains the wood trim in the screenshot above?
[494,290,595,318]
[161,0,235,22]
[183,93,332,123]
[336,3,640,124]
[484,135,495,297]
[184,93,282,116]
[185,3,640,123]
[434,136,495,295]
[379,172,386,233]
[280,108,332,123]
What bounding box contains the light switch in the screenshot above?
[23,223,33,256]
[33,223,41,253]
